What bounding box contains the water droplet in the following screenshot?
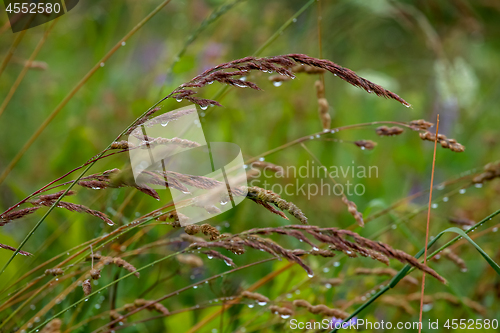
[220,200,228,206]
[315,134,320,138]
[200,105,208,110]
[292,18,297,23]
[310,136,314,140]
[333,262,340,267]
[475,183,483,188]
[258,301,267,306]
[461,268,468,273]
[437,184,445,190]
[295,289,301,294]
[459,189,466,194]
[95,304,101,309]
[100,62,105,67]
[259,157,265,161]
[493,227,498,232]
[240,76,247,81]
[325,283,332,289]
[273,81,282,87]
[193,285,198,289]
[207,255,213,259]
[161,121,169,127]
[307,273,314,278]
[181,190,191,194]
[34,317,40,323]
[334,73,337,76]
[281,314,290,319]
[107,221,114,226]
[248,304,254,308]
[212,329,218,333]
[323,267,330,273]
[224,260,232,266]
[121,41,126,46]
[391,224,397,229]
[176,98,182,102]
[422,303,433,312]
[404,104,411,108]
[312,247,319,251]
[431,203,438,209]
[435,254,441,259]
[286,293,292,298]
[30,304,36,310]
[443,197,449,202]
[85,298,89,302]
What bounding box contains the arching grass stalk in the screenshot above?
[0,0,173,186]
[330,208,500,333]
[159,0,246,97]
[205,0,316,113]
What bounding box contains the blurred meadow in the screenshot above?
[1,0,500,332]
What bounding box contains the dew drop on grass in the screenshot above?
[323,267,329,273]
[281,314,290,319]
[161,121,169,127]
[307,273,314,278]
[292,18,297,23]
[193,285,198,289]
[309,136,314,140]
[315,134,320,138]
[325,283,332,289]
[200,105,208,110]
[312,247,319,251]
[100,62,105,67]
[459,189,466,194]
[333,262,340,267]
[431,203,438,209]
[422,304,433,312]
[493,227,498,232]
[259,157,265,161]
[248,304,254,308]
[475,183,483,188]
[443,197,449,202]
[273,81,282,87]
[121,41,126,46]
[220,200,228,206]
[176,98,182,102]
[258,301,267,306]
[207,255,213,259]
[461,268,468,273]
[295,289,300,295]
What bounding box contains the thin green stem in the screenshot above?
[330,208,500,332]
[0,0,173,186]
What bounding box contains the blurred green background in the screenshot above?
[1,0,499,332]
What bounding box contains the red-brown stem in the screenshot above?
[418,114,439,332]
